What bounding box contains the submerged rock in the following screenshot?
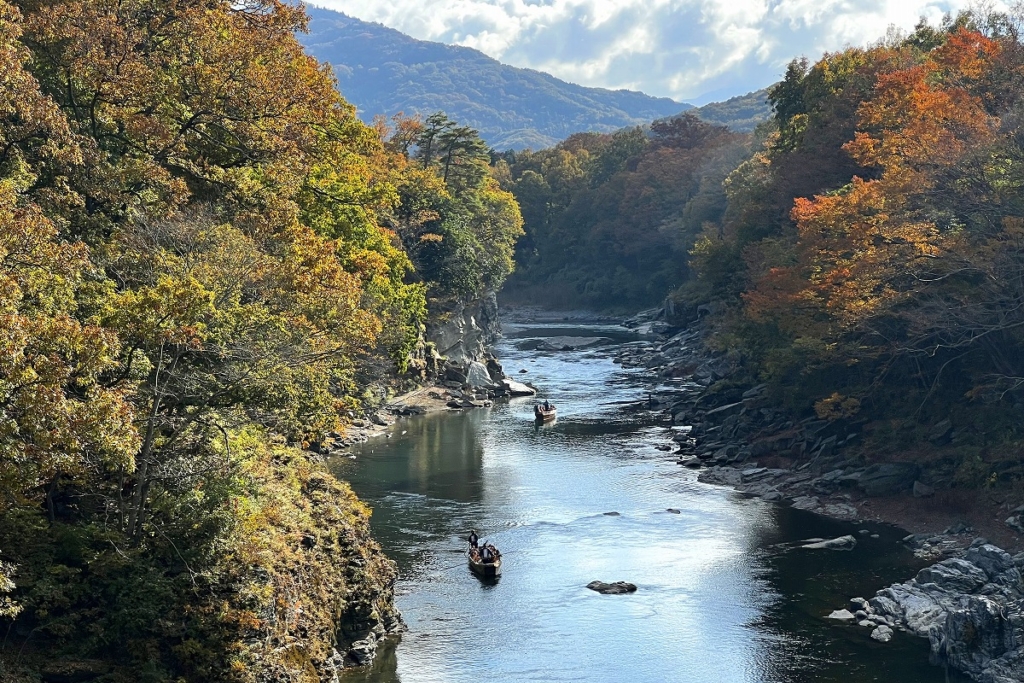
[800,535,857,551]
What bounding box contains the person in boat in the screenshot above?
[469,547,481,563]
[467,529,479,548]
[542,399,551,411]
[486,543,501,561]
[480,544,495,564]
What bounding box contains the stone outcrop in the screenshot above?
[835,539,1024,683]
[425,292,500,365]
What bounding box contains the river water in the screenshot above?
[332,323,965,683]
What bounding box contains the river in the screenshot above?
[332,323,966,683]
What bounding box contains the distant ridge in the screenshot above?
[300,5,692,150]
[689,88,773,133]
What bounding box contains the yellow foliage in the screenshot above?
[814,392,862,421]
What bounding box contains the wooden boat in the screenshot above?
[534,404,557,422]
[468,554,501,578]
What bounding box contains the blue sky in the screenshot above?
[308,0,996,104]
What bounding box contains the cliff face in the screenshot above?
[0,445,401,683]
[425,292,500,364]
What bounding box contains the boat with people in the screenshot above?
[468,553,502,578]
[467,530,502,578]
[534,401,556,422]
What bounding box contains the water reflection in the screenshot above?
[333,325,965,683]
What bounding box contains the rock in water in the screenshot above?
[800,535,857,551]
[834,540,1024,682]
[501,378,536,396]
[871,625,894,642]
[827,609,856,621]
[587,581,637,594]
[537,336,609,350]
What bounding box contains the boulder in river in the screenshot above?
[587,581,637,595]
[800,535,857,551]
[837,539,1024,682]
[871,625,894,642]
[502,379,536,396]
[827,609,856,621]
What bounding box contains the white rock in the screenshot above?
[466,361,496,388]
[801,535,858,551]
[871,625,894,642]
[827,609,856,621]
[502,379,536,396]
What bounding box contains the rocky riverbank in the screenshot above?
[830,539,1024,683]
[611,307,1024,682]
[325,358,537,452]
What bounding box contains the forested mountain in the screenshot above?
[299,6,691,150]
[689,88,773,132]
[503,10,1024,495]
[0,1,520,680]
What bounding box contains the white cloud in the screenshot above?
[307,0,1002,102]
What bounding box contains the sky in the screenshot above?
[307,0,1007,104]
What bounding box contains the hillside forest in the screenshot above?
[503,11,1024,494]
[0,0,519,680]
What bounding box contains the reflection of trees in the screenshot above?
[403,412,486,501]
[336,412,486,569]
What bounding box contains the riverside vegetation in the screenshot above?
[504,10,1024,515]
[0,1,521,681]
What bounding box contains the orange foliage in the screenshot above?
[747,31,1000,338]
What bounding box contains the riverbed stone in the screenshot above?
[537,336,609,351]
[790,495,820,510]
[850,597,870,612]
[827,609,856,621]
[801,535,857,551]
[502,379,537,396]
[965,544,1015,579]
[871,625,894,642]
[587,581,637,595]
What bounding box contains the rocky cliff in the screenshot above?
[425,292,501,364]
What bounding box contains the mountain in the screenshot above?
[300,5,692,150]
[690,88,773,132]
